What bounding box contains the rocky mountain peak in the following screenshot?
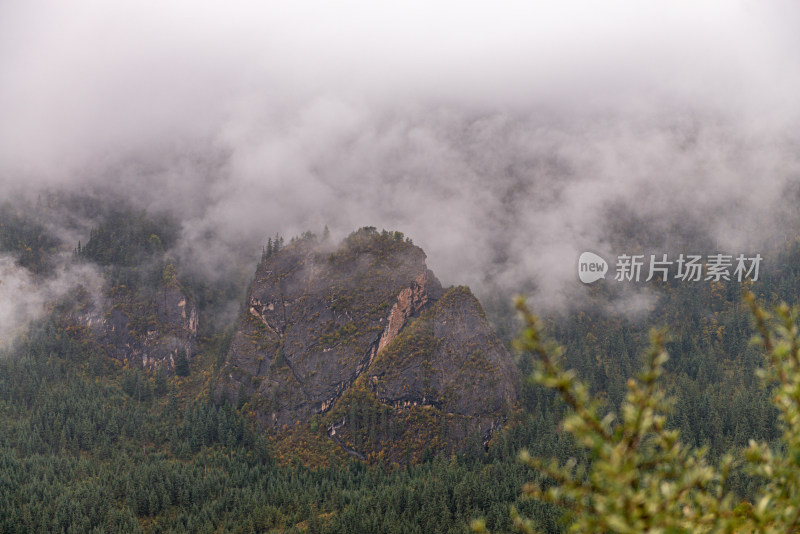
[218,228,517,463]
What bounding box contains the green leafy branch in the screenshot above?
[476,292,800,533]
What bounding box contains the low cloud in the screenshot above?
[1,1,799,316]
[0,254,102,348]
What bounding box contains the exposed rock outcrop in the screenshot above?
[369,285,517,418]
[218,228,517,463]
[76,281,198,372]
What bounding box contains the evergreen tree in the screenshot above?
[174,349,190,377]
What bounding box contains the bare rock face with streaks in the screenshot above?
[218,228,517,463]
[76,280,198,373]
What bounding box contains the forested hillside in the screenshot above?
[1,202,800,531]
[0,290,559,532]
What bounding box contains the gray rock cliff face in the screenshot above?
[77,282,198,372]
[218,228,517,461]
[369,286,517,417]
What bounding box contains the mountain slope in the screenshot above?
[217,228,517,462]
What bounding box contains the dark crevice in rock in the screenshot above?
[281,349,312,400]
[328,431,366,460]
[315,334,381,414]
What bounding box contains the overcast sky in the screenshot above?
[1,1,800,315]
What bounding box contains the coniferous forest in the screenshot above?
[1,201,800,532]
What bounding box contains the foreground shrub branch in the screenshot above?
[475,292,800,533]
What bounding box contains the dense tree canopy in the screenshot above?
[4,202,800,531]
